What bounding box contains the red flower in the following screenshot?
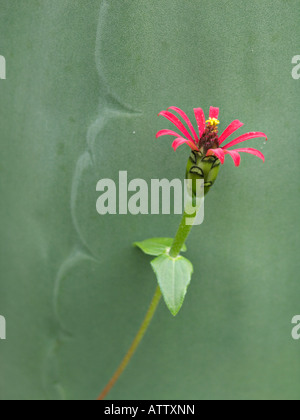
[156,106,267,167]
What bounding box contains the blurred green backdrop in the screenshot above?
[0,0,300,400]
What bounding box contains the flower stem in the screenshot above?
[169,212,194,258]
[97,211,193,400]
[97,286,162,400]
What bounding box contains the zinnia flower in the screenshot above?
[156,106,267,167]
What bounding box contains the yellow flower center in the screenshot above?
[206,117,220,127]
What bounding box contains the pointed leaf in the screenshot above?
[134,238,187,256]
[151,254,194,316]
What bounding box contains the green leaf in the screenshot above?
[151,254,194,316]
[134,238,187,256]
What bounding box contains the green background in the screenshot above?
[0,0,299,400]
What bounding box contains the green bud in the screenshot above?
[186,151,220,196]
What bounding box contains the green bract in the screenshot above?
[186,151,221,196]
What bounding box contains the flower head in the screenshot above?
[156,106,267,167]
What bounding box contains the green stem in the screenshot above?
[97,286,162,400]
[97,211,192,400]
[169,211,194,258]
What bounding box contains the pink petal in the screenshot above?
[194,108,206,138]
[230,148,265,162]
[209,107,219,120]
[218,120,244,145]
[168,106,199,142]
[207,148,225,164]
[224,150,241,167]
[172,138,199,152]
[223,132,267,149]
[156,129,181,139]
[158,111,195,143]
